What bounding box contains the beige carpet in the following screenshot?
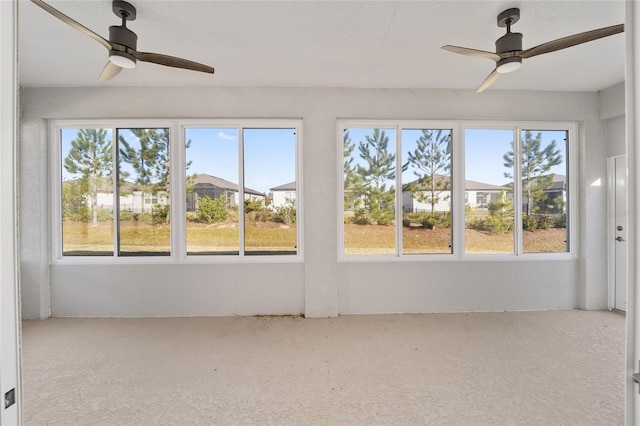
[22,310,624,425]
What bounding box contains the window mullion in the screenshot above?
[114,127,121,257]
[238,127,246,257]
[454,125,465,258]
[171,123,184,260]
[396,126,402,257]
[514,127,523,256]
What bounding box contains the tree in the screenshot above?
[118,128,169,190]
[503,131,562,215]
[119,129,171,223]
[405,129,452,213]
[64,129,112,224]
[355,129,396,224]
[343,130,363,211]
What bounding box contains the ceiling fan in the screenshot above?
[31,0,215,81]
[442,8,623,93]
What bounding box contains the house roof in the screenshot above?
[407,175,502,191]
[192,174,265,197]
[515,173,567,191]
[270,181,296,191]
[464,180,503,191]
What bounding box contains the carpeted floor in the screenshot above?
[22,310,624,425]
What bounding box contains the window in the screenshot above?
[117,128,171,256]
[464,129,514,254]
[341,124,453,256]
[53,120,301,261]
[519,129,569,253]
[402,128,453,254]
[60,128,114,256]
[339,121,575,259]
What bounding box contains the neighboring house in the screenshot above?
[402,176,503,213]
[516,173,567,214]
[270,181,296,208]
[464,179,504,211]
[186,174,265,211]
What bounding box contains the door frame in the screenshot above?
[608,155,627,311]
[0,0,21,424]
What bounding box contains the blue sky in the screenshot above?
[62,127,297,194]
[62,127,565,193]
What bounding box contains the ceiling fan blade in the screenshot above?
[442,45,501,62]
[130,51,215,74]
[520,24,624,59]
[98,62,123,81]
[30,0,111,51]
[476,69,501,93]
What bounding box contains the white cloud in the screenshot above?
[218,131,236,140]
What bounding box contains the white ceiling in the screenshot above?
[18,0,626,92]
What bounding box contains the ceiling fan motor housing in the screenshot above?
[495,31,522,54]
[108,25,137,67]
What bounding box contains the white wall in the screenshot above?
[600,82,626,157]
[20,86,610,318]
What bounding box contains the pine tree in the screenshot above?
[64,129,112,224]
[503,131,561,215]
[406,129,452,213]
[355,129,396,224]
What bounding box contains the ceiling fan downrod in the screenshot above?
[108,0,137,68]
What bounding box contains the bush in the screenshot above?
[553,213,567,229]
[522,214,554,231]
[375,210,394,226]
[522,214,537,231]
[151,204,169,224]
[246,210,272,222]
[403,212,451,229]
[537,215,553,230]
[273,200,296,225]
[245,198,265,213]
[351,209,372,225]
[197,195,228,224]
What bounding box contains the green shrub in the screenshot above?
[352,209,371,225]
[244,198,265,213]
[197,195,228,224]
[273,200,296,225]
[553,213,567,228]
[537,215,553,230]
[522,214,537,231]
[151,204,169,224]
[96,208,113,222]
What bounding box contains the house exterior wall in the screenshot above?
[20,86,608,318]
[272,190,296,208]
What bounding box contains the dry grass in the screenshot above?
[62,220,297,255]
[344,224,567,254]
[62,221,567,255]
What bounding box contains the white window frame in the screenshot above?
[337,120,578,262]
[50,119,303,264]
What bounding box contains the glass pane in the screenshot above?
[61,128,114,256]
[117,128,170,256]
[401,129,452,254]
[521,130,569,253]
[243,128,297,255]
[343,128,396,255]
[185,128,240,255]
[465,129,514,254]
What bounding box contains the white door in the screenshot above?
[614,156,628,311]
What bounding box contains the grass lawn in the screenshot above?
[62,220,297,255]
[62,220,566,256]
[344,224,567,254]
